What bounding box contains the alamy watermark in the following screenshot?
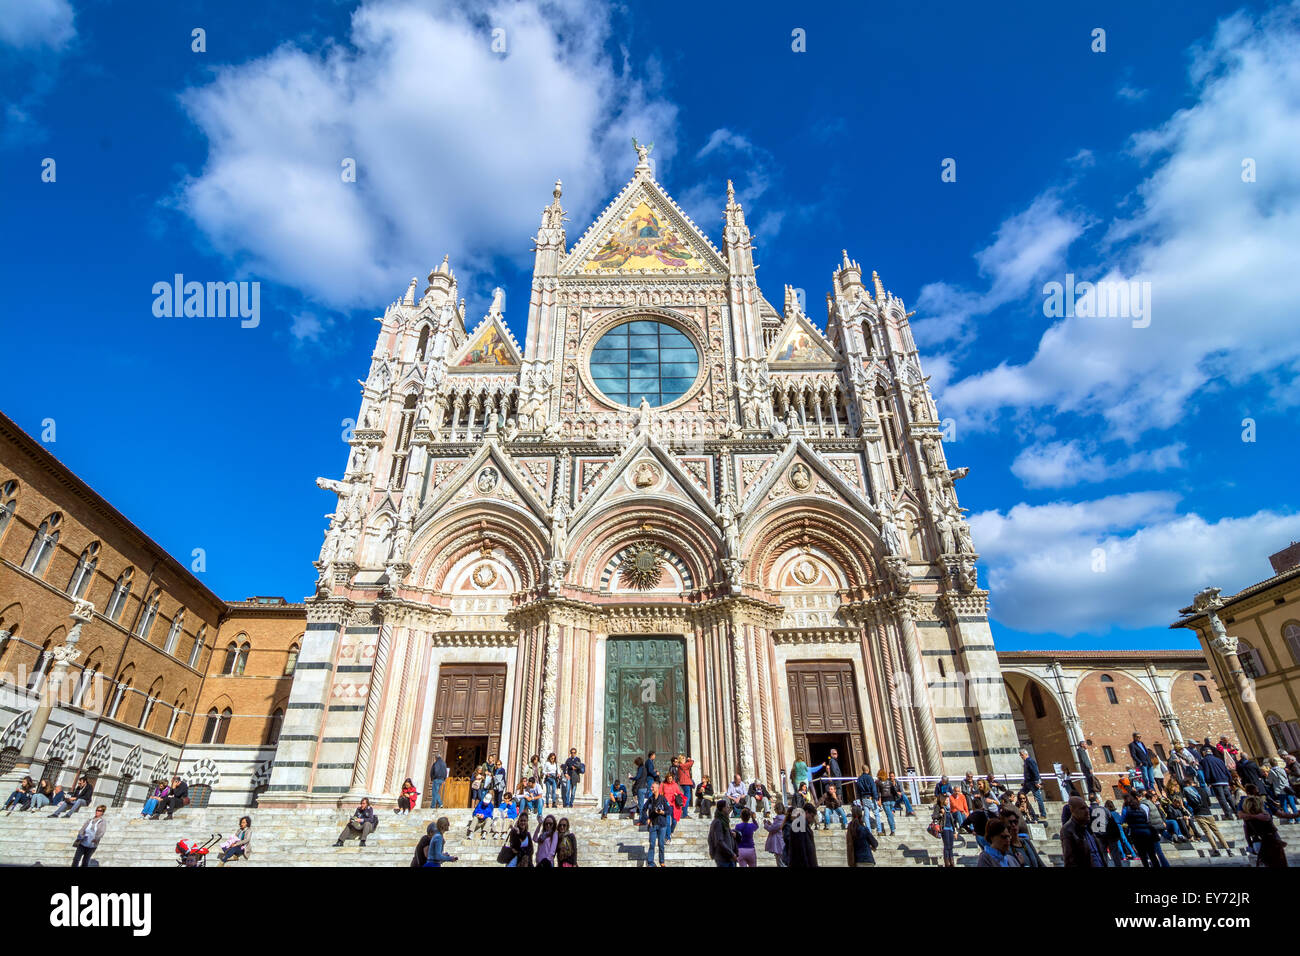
[152,275,260,328]
[1042,273,1151,328]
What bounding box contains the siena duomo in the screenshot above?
[0,148,1239,813]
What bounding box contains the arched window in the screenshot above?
[1284,623,1300,668]
[135,588,161,641]
[166,692,187,739]
[106,668,133,721]
[235,642,251,676]
[264,708,284,746]
[202,707,231,744]
[1192,672,1213,703]
[163,611,184,655]
[106,568,133,623]
[66,542,100,600]
[222,641,240,675]
[415,325,431,362]
[0,479,18,546]
[138,679,164,732]
[389,393,419,485]
[72,650,104,709]
[27,640,52,690]
[1100,674,1118,705]
[285,641,300,676]
[22,513,62,578]
[188,626,205,669]
[1238,640,1267,680]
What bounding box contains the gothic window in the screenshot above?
[874,387,903,484]
[236,642,251,676]
[138,679,164,732]
[0,479,17,546]
[222,641,239,675]
[163,611,184,655]
[415,325,431,361]
[106,568,133,623]
[28,640,52,689]
[1101,745,1115,763]
[107,668,133,721]
[167,692,187,739]
[1283,623,1300,668]
[285,641,300,676]
[1238,640,1266,679]
[1192,672,1212,703]
[264,708,284,746]
[588,319,699,408]
[72,649,103,709]
[202,707,232,744]
[188,626,205,669]
[135,588,161,641]
[389,394,418,485]
[1100,674,1118,705]
[66,542,100,600]
[22,512,61,578]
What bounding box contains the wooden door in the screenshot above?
[425,663,507,808]
[787,661,868,776]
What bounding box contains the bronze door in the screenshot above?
[603,638,688,795]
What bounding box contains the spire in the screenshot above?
[422,255,457,304]
[836,249,863,294]
[403,276,418,305]
[726,179,736,208]
[871,269,886,301]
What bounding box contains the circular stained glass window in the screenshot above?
[588,319,700,408]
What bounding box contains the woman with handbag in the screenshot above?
[502,812,534,866]
[534,814,559,866]
[542,753,560,808]
[556,817,578,867]
[218,817,252,864]
[397,778,418,815]
[932,792,958,867]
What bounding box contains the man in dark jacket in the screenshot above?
[1076,739,1101,794]
[1236,755,1267,796]
[561,748,585,808]
[854,769,885,834]
[824,749,844,781]
[1199,747,1235,818]
[1060,796,1108,867]
[429,753,448,809]
[334,797,378,847]
[50,776,94,817]
[1018,749,1046,818]
[161,776,188,820]
[645,781,670,867]
[707,801,738,867]
[1128,733,1155,791]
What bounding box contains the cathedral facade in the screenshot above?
[265,147,1021,808]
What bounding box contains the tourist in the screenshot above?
[695,775,714,817]
[556,818,578,867]
[534,814,559,867]
[790,754,812,801]
[675,754,695,813]
[733,806,759,867]
[1014,791,1038,825]
[1104,799,1137,861]
[787,804,819,867]
[1268,757,1297,816]
[71,805,107,867]
[51,775,95,818]
[644,750,660,789]
[725,774,747,813]
[397,778,418,815]
[645,781,671,868]
[28,777,53,812]
[1228,773,1247,811]
[933,792,959,867]
[525,777,544,817]
[1054,763,1077,801]
[747,778,772,816]
[764,802,786,866]
[561,748,585,808]
[661,771,685,840]
[888,771,915,815]
[1128,733,1156,793]
[218,816,252,865]
[935,775,952,799]
[542,752,560,808]
[961,795,998,852]
[874,770,897,835]
[1181,782,1228,854]
[1122,792,1167,868]
[1199,745,1234,817]
[1236,753,1268,797]
[629,756,650,821]
[526,755,543,791]
[334,797,378,848]
[469,769,485,808]
[1003,808,1044,867]
[600,776,627,820]
[1158,789,1193,843]
[793,781,812,808]
[503,812,533,867]
[977,818,1020,867]
[846,804,878,867]
[140,779,169,819]
[489,756,507,805]
[1060,796,1107,867]
[960,771,977,800]
[3,776,34,812]
[466,791,494,839]
[949,785,970,831]
[1077,739,1101,795]
[707,801,738,867]
[429,751,447,809]
[824,748,844,783]
[158,775,189,820]
[854,767,882,834]
[1017,749,1046,820]
[819,784,847,830]
[1151,754,1168,796]
[1239,794,1295,867]
[411,821,436,867]
[491,791,519,838]
[423,818,456,866]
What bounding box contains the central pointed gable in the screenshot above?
[563,175,727,277]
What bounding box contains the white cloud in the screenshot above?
[912,192,1089,345]
[0,0,75,51]
[677,126,780,239]
[176,0,677,310]
[970,494,1300,635]
[940,4,1300,438]
[1010,440,1185,489]
[1117,84,1148,102]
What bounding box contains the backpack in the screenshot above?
[1141,799,1165,829]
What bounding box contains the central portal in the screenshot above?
[603,637,689,794]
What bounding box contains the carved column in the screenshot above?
[728,610,757,781]
[540,619,560,758]
[348,615,393,800]
[1212,636,1272,756]
[892,597,943,774]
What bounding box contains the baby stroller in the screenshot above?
[175,833,222,867]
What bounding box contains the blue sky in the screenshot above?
[2,0,1298,651]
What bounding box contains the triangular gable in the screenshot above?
[767,313,841,366]
[739,436,875,531]
[563,176,727,276]
[448,313,522,369]
[570,431,719,530]
[418,438,549,528]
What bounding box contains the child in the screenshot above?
[467,791,495,839]
[491,792,519,838]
